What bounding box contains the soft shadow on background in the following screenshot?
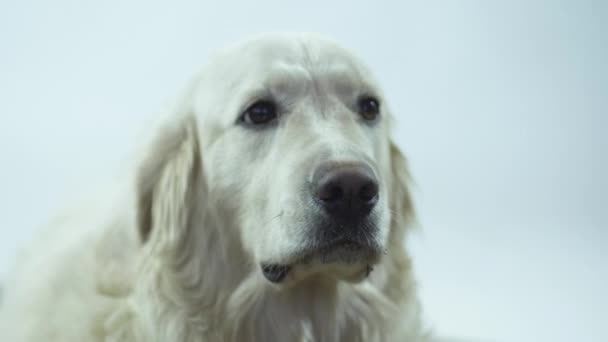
[0,1,606,341]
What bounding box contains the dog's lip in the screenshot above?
[323,238,364,250]
[260,239,380,283]
[293,237,378,265]
[261,239,363,266]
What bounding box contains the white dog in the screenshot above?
[0,33,429,341]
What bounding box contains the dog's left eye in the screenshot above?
[241,100,278,126]
[357,96,380,121]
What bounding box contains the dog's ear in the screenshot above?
[95,110,204,297]
[135,112,205,254]
[381,140,418,304]
[389,140,415,233]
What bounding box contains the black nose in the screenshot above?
[313,163,379,219]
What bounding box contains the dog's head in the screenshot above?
[136,33,413,287]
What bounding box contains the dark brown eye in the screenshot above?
[241,100,278,125]
[357,96,380,120]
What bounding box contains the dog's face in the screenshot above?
[191,34,401,285]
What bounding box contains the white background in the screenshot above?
[0,1,606,341]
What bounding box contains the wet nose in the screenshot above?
[313,163,379,220]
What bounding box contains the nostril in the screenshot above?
[317,182,344,203]
[359,182,379,203]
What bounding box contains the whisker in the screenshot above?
[263,210,284,226]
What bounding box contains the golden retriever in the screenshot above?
[0,32,429,341]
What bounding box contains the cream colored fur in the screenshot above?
[0,33,429,341]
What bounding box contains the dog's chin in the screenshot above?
[260,239,383,287]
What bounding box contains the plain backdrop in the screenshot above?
[0,1,606,341]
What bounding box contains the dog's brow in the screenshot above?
[265,65,310,99]
[324,64,373,97]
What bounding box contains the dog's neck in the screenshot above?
[221,272,402,342]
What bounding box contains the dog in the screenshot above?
[0,32,428,341]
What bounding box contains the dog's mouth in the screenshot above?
[260,238,381,284]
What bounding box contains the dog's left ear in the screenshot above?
[389,140,415,235]
[381,140,417,304]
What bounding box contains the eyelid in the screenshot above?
[241,93,271,113]
[237,98,282,128]
[358,93,381,103]
[237,90,275,122]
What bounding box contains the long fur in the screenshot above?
[0,33,429,342]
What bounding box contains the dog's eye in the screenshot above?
[357,96,380,121]
[241,100,278,125]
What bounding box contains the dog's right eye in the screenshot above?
[240,100,278,126]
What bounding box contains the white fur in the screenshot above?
[0,33,429,341]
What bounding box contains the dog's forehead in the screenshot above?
[193,34,380,129]
[214,34,371,85]
[233,33,358,66]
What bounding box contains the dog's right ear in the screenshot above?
[135,112,205,254]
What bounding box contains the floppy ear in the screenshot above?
[382,140,418,303]
[135,113,205,256]
[389,140,415,234]
[95,109,204,298]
